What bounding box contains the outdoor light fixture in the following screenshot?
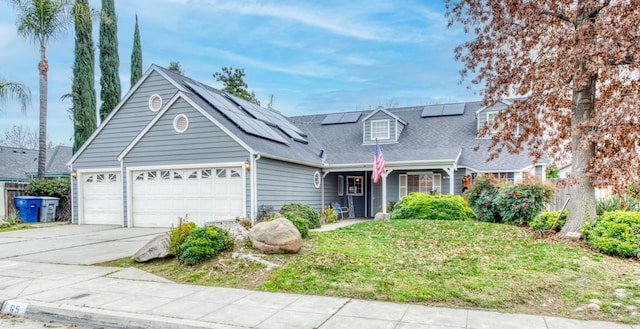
[70,170,77,177]
[244,160,251,170]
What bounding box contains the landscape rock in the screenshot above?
[207,220,250,242]
[615,288,628,299]
[232,252,279,270]
[374,212,390,221]
[589,299,601,305]
[587,303,601,311]
[249,218,302,254]
[132,234,171,262]
[626,305,638,312]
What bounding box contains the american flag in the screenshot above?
[372,140,385,183]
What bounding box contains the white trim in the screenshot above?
[361,106,408,125]
[126,162,246,228]
[173,114,189,133]
[68,65,186,166]
[370,119,390,140]
[257,152,324,169]
[117,92,255,161]
[313,171,321,188]
[474,99,513,115]
[148,94,163,112]
[76,167,121,225]
[338,175,344,196]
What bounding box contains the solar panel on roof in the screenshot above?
[421,105,444,117]
[442,103,465,116]
[226,93,308,138]
[340,112,361,123]
[184,81,289,145]
[278,126,308,144]
[321,113,343,125]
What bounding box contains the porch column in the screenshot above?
[444,167,455,195]
[381,169,393,213]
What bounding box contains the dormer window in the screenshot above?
[371,120,390,140]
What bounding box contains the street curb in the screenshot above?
[2,299,243,329]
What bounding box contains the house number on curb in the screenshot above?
[1,301,28,315]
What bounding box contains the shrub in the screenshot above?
[283,214,309,238]
[390,193,474,220]
[580,211,640,258]
[493,181,554,225]
[596,195,640,215]
[320,205,337,224]
[280,203,321,229]
[177,226,234,265]
[25,178,70,200]
[168,215,196,256]
[464,175,501,222]
[529,211,567,231]
[235,217,252,230]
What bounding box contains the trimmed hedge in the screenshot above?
[390,193,474,220]
[580,211,640,258]
[280,203,321,229]
[283,214,309,238]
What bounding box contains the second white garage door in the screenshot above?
[131,167,244,227]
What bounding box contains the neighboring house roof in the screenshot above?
[0,145,72,181]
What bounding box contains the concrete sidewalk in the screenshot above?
[0,260,635,329]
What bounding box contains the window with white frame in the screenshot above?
[486,112,503,133]
[338,175,344,196]
[399,173,442,197]
[370,120,390,140]
[347,176,363,196]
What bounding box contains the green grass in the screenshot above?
[102,220,640,324]
[0,224,32,232]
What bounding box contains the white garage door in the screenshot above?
[131,167,243,227]
[81,172,122,225]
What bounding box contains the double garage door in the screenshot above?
[81,167,243,227]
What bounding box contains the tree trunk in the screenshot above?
[560,76,597,237]
[37,41,48,180]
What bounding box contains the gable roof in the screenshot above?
[361,106,408,125]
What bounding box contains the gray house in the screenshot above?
[67,65,546,228]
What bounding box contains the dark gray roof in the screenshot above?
[155,65,542,171]
[0,145,71,181]
[291,102,543,171]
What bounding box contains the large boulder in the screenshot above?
[249,218,302,254]
[132,234,171,262]
[206,220,249,242]
[374,212,390,221]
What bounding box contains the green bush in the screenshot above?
[177,226,234,265]
[25,178,70,200]
[283,214,309,238]
[464,175,501,222]
[168,215,196,256]
[280,203,321,229]
[580,211,640,258]
[320,205,337,224]
[493,181,554,225]
[465,176,554,225]
[390,193,474,220]
[529,211,567,231]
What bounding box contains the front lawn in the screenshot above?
[103,220,640,324]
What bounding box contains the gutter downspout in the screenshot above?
[251,153,261,225]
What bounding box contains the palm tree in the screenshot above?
[10,0,72,179]
[0,78,31,113]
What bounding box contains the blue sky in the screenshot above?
[0,0,478,146]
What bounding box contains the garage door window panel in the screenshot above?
[216,169,226,178]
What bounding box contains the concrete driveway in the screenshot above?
[0,223,167,265]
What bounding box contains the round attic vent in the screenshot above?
[148,94,162,112]
[173,114,189,133]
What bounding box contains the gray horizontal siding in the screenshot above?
[256,158,322,212]
[74,71,178,168]
[123,98,249,166]
[363,111,397,144]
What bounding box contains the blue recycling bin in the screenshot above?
[14,196,42,223]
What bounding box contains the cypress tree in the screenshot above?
[99,0,120,121]
[72,0,97,153]
[130,14,142,87]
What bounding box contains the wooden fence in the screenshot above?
[2,182,71,221]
